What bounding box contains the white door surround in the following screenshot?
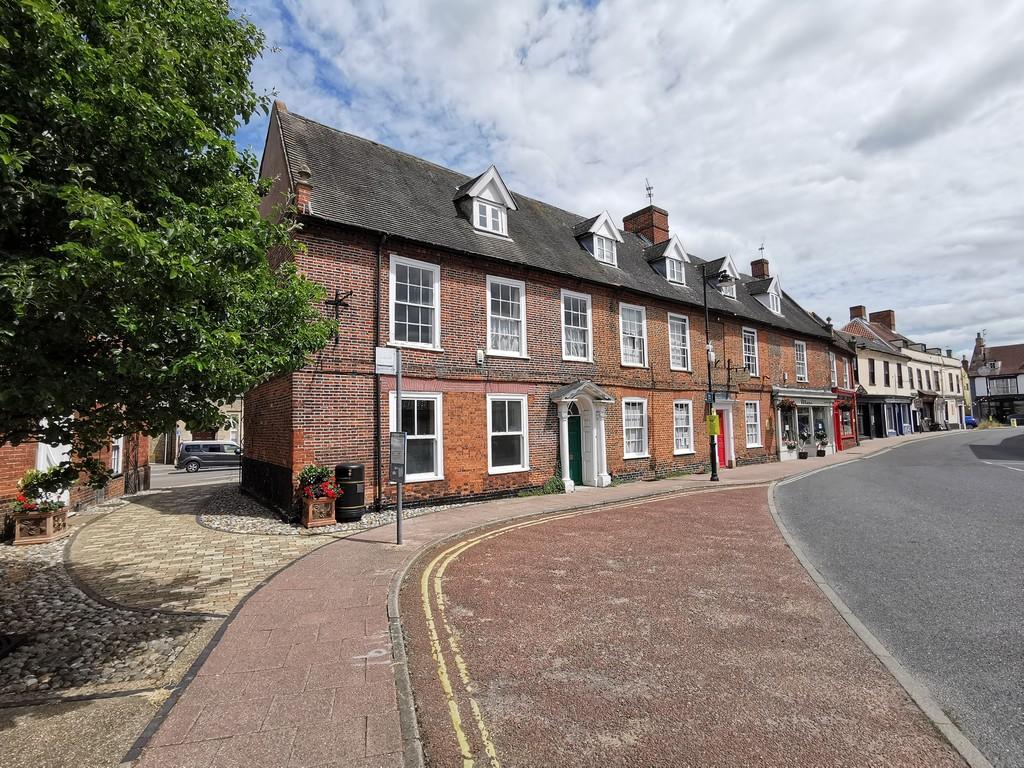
[550,381,614,492]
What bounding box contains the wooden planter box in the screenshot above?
[13,508,70,545]
[300,497,336,528]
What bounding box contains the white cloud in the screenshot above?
[239,0,1024,357]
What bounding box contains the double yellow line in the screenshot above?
[417,489,726,766]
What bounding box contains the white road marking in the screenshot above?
[980,461,1024,473]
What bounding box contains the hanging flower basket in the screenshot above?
[777,397,798,411]
[838,401,853,412]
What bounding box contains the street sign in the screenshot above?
[705,392,715,404]
[389,431,407,483]
[375,346,397,375]
[706,413,720,436]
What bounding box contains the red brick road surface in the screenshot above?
[402,487,963,767]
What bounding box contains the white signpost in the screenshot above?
[377,346,405,544]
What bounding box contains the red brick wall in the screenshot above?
[242,218,837,506]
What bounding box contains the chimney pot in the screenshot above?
[946,348,952,358]
[850,305,867,320]
[751,258,770,279]
[868,309,896,331]
[623,205,669,245]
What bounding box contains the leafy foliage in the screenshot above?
[297,464,332,488]
[0,0,333,479]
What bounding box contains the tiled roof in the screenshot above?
[973,343,1024,375]
[274,109,831,340]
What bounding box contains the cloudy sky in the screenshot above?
[235,0,1024,358]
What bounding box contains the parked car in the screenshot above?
[964,415,978,429]
[175,441,242,473]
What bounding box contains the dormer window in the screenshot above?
[768,292,781,314]
[475,200,505,235]
[666,257,685,284]
[721,282,736,299]
[644,234,689,285]
[594,235,616,265]
[454,165,517,239]
[574,211,624,268]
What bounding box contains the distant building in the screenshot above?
[968,333,1024,422]
[841,307,965,432]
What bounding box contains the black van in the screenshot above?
[175,441,242,472]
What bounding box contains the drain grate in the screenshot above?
[0,633,32,660]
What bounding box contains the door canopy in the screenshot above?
[549,380,615,404]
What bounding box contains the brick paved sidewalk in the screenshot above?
[131,431,959,767]
[69,486,331,615]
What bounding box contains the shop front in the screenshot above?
[773,387,837,462]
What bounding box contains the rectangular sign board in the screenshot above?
[375,346,397,375]
[389,431,407,483]
[706,413,720,436]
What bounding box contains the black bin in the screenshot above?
[335,463,366,520]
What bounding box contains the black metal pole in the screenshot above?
[703,264,719,482]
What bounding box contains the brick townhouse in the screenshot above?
[243,102,851,509]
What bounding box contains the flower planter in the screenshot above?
[816,448,827,457]
[300,497,337,528]
[798,451,809,460]
[13,507,70,545]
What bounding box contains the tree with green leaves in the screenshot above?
[0,0,333,483]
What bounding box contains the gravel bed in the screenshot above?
[198,485,475,536]
[0,536,204,700]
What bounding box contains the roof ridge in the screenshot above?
[284,109,610,228]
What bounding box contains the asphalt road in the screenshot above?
[775,428,1024,767]
[148,462,240,489]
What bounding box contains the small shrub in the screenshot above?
[297,464,332,488]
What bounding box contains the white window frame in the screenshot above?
[843,359,850,389]
[619,303,648,368]
[721,282,737,299]
[667,313,691,371]
[485,275,528,358]
[110,435,124,475]
[742,328,759,377]
[560,289,593,362]
[829,350,837,387]
[486,394,530,474]
[474,199,506,235]
[795,341,808,382]
[744,401,762,448]
[388,391,444,483]
[673,400,694,455]
[768,291,782,314]
[622,398,649,459]
[593,234,617,266]
[389,254,442,351]
[665,257,686,284]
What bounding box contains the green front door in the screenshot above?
[568,412,583,485]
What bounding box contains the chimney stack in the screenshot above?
[294,164,312,213]
[623,205,669,245]
[869,309,896,331]
[751,258,770,279]
[850,305,867,320]
[945,348,952,358]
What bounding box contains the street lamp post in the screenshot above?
[702,263,733,482]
